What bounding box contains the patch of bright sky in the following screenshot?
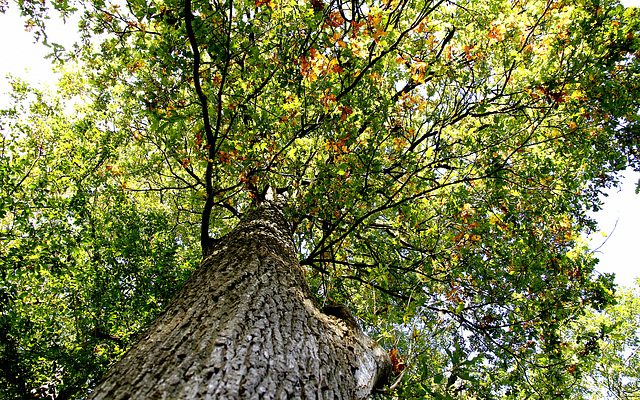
[1,0,639,288]
[587,170,640,289]
[0,7,76,104]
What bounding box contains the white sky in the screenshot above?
[0,6,74,99]
[1,1,638,289]
[587,170,640,288]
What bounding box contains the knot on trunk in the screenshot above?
[322,302,392,398]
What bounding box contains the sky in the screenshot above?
[0,1,638,289]
[588,170,640,288]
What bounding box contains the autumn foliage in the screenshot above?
[2,0,640,398]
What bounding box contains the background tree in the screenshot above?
[2,0,640,398]
[565,281,640,400]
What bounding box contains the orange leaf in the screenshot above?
[389,349,406,374]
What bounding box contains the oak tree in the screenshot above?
[2,0,640,398]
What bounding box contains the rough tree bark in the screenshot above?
[89,201,391,399]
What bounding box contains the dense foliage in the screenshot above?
[2,0,640,398]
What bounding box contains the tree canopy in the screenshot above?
[1,0,640,398]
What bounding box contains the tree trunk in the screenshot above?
[89,201,391,399]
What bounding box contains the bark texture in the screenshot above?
[89,202,391,399]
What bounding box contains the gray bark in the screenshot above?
[89,201,391,399]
